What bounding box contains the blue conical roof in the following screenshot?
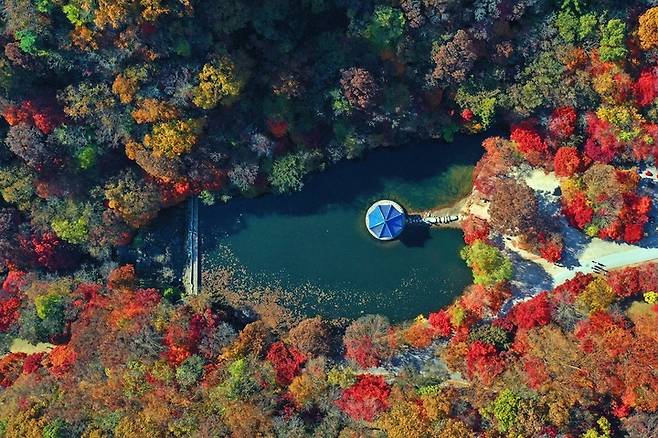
[366,201,405,240]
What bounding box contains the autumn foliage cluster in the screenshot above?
[0,258,654,436]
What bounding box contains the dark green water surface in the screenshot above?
[201,135,486,322]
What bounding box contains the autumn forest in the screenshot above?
[0,0,658,437]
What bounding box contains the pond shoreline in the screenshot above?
[196,135,486,321]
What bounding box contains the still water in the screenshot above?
[201,135,486,322]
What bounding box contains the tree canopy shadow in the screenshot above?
[500,250,554,315]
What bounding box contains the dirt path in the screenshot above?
[552,246,658,285]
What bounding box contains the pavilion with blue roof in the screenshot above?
[365,200,406,240]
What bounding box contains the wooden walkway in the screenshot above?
[184,196,199,295]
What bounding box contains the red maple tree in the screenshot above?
[548,106,577,139]
[511,121,550,167]
[634,68,658,106]
[466,341,505,384]
[512,292,552,329]
[553,146,582,177]
[266,341,307,386]
[428,310,452,337]
[335,374,390,421]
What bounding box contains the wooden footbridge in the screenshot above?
[184,196,199,295]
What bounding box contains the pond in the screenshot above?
[200,134,487,322]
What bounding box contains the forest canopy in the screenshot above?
[0,0,658,437]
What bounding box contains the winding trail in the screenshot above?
[467,167,658,295]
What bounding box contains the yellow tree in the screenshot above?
[132,99,179,124]
[70,26,99,51]
[94,0,130,29]
[437,418,475,438]
[125,140,184,181]
[141,0,170,21]
[143,119,203,158]
[222,402,273,437]
[638,7,658,50]
[419,388,452,422]
[376,401,431,438]
[289,357,327,407]
[193,57,247,109]
[114,412,162,437]
[3,404,48,438]
[112,67,148,104]
[577,276,616,314]
[104,170,162,228]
